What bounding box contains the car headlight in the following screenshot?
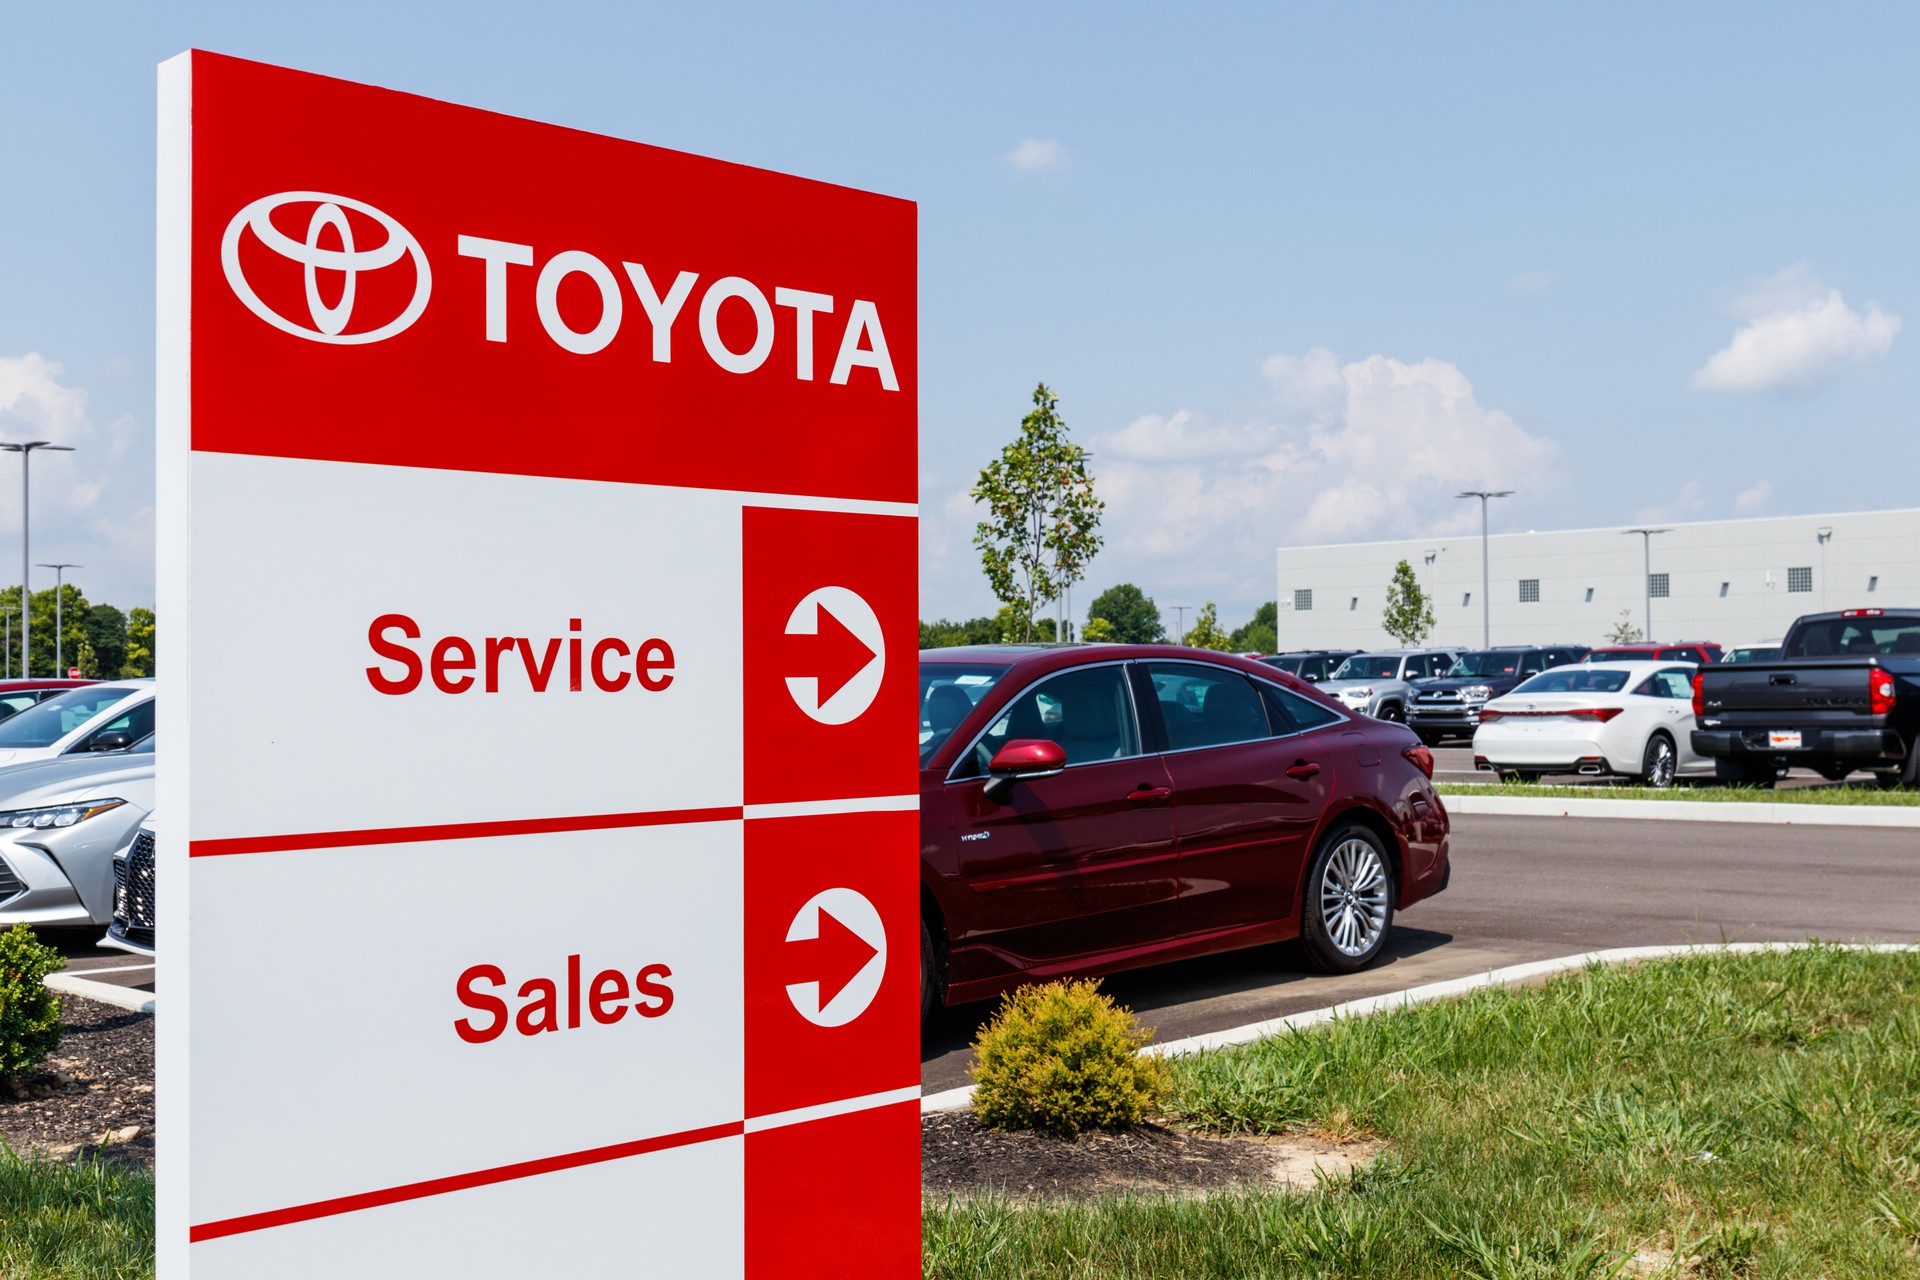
[0,799,126,830]
[1462,685,1492,701]
[1344,686,1373,699]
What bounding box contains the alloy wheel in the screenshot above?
[1644,736,1676,789]
[1319,837,1390,957]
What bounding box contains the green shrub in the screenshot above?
[969,978,1167,1135]
[0,923,64,1080]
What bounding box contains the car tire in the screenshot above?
[920,917,937,1025]
[1378,703,1405,723]
[1497,769,1539,784]
[1874,745,1920,791]
[1299,824,1395,974]
[1640,733,1678,789]
[1415,730,1444,747]
[1714,758,1775,789]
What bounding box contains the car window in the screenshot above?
[1146,664,1270,751]
[1259,656,1304,675]
[0,695,39,719]
[1656,648,1695,662]
[1448,651,1524,677]
[1786,619,1920,659]
[1512,669,1631,695]
[1633,669,1692,699]
[1332,655,1400,680]
[919,664,1008,766]
[1260,683,1342,735]
[1301,657,1325,681]
[79,699,155,749]
[956,664,1140,778]
[0,687,137,748]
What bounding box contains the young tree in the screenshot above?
[1607,610,1644,644]
[1182,602,1233,651]
[1086,583,1165,644]
[972,384,1104,641]
[1380,560,1435,646]
[1080,617,1117,643]
[123,607,156,677]
[1228,601,1278,654]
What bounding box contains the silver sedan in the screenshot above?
[0,738,154,928]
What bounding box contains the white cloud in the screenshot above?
[1693,267,1900,392]
[1075,350,1562,613]
[0,353,152,607]
[1506,268,1557,293]
[1734,479,1773,514]
[1004,137,1068,173]
[1633,481,1705,524]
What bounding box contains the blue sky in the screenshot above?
[2,2,1914,628]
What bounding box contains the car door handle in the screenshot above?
[1126,786,1172,805]
[1286,761,1321,780]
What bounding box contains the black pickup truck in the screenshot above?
[1690,608,1920,789]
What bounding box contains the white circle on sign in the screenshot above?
[784,585,885,726]
[784,887,887,1028]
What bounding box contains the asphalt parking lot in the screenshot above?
[41,928,154,993]
[920,810,1920,1091]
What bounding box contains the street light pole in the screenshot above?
[1456,491,1513,648]
[0,606,12,677]
[1170,605,1191,644]
[1622,528,1670,641]
[37,563,81,677]
[1,442,75,678]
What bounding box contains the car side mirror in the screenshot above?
[983,739,1065,804]
[88,731,133,752]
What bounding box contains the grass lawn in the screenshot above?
[0,1148,153,1280]
[925,947,1920,1279]
[1439,780,1920,805]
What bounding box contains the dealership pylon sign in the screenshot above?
[156,52,919,1278]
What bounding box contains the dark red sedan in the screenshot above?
[917,645,1451,1019]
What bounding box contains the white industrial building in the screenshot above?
[1274,508,1920,652]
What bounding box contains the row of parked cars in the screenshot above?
[1252,610,1916,789]
[0,679,157,954]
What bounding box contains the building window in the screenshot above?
[1584,587,1594,603]
[1518,579,1540,603]
[1787,566,1813,593]
[1648,573,1670,599]
[1868,575,1879,593]
[1462,591,1472,607]
[1719,581,1729,597]
[1294,589,1313,612]
[1349,597,1358,611]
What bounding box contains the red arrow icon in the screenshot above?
[787,906,879,1009]
[790,604,878,709]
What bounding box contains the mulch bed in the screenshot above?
[0,995,154,1170]
[923,1109,1364,1200]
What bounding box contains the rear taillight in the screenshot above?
[1870,668,1896,717]
[1843,608,1885,618]
[1692,672,1706,718]
[1564,707,1624,722]
[1478,708,1505,723]
[1403,744,1434,778]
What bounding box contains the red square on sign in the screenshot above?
[743,507,918,808]
[745,811,918,1120]
[746,1103,921,1280]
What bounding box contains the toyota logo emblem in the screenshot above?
[220,191,431,344]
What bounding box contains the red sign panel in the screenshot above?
[157,50,917,1279]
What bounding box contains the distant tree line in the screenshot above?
[0,584,155,679]
[920,584,1283,654]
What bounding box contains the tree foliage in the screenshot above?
[0,585,147,678]
[1086,583,1164,645]
[1080,617,1117,643]
[1381,559,1436,646]
[1182,602,1233,651]
[84,604,128,678]
[1228,601,1278,654]
[124,607,156,677]
[972,384,1104,642]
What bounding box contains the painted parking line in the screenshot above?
[66,961,156,975]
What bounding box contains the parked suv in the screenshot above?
[1319,649,1461,722]
[1256,650,1358,683]
[1586,642,1722,665]
[1408,644,1590,743]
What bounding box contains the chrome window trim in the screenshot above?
[942,659,1146,785]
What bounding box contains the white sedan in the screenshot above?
[1471,661,1710,788]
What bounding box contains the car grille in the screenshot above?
[0,854,21,905]
[114,830,156,945]
[1417,690,1465,704]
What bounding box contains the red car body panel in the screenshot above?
[919,645,1451,1009]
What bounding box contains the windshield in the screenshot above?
[1512,669,1631,695]
[1785,618,1920,659]
[0,687,137,749]
[920,664,1008,766]
[1331,655,1401,681]
[1259,656,1304,674]
[1724,646,1780,664]
[1447,651,1525,678]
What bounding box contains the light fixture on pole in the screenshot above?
[1,441,75,678]
[37,563,81,678]
[1456,491,1513,648]
[1621,527,1670,641]
[1816,527,1833,612]
[1170,605,1191,644]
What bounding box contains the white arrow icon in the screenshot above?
[784,586,885,726]
[784,887,887,1028]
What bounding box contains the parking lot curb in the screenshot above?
[1445,793,1920,827]
[46,972,156,1015]
[918,940,1918,1114]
